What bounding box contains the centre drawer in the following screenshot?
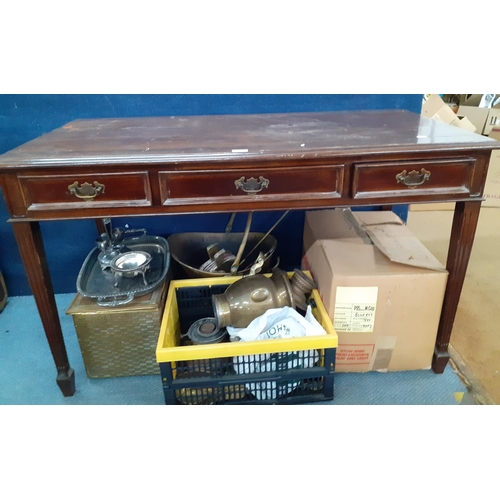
[352,158,476,199]
[159,164,344,205]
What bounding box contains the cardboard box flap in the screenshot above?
[352,210,446,272]
[304,209,446,272]
[362,223,446,271]
[456,115,476,132]
[457,106,490,134]
[339,209,378,243]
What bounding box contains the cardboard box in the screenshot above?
[422,94,477,131]
[482,129,500,207]
[488,128,500,142]
[456,115,477,132]
[457,95,500,135]
[422,94,462,127]
[483,109,500,136]
[457,105,490,134]
[301,209,448,372]
[410,202,455,211]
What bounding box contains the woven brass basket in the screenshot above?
[66,281,167,378]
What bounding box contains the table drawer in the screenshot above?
[352,158,476,199]
[19,172,152,211]
[159,165,344,205]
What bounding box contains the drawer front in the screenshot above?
[352,158,476,199]
[159,165,344,205]
[19,172,152,211]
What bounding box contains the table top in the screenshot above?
[0,110,497,169]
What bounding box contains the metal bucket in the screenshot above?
[167,232,277,278]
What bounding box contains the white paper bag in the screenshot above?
[229,306,327,400]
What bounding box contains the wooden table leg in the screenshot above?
[12,221,75,396]
[432,201,482,373]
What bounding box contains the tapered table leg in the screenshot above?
[12,221,75,396]
[432,201,482,373]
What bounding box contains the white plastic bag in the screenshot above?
[227,305,326,341]
[229,306,327,400]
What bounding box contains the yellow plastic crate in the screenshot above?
[156,272,337,404]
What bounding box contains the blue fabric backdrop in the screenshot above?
[0,94,422,296]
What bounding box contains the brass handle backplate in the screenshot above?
[235,176,270,194]
[395,168,431,189]
[68,181,105,200]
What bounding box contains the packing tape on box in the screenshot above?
[371,336,397,371]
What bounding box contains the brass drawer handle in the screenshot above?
[396,168,431,188]
[68,181,105,200]
[235,176,270,194]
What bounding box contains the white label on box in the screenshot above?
[334,286,378,332]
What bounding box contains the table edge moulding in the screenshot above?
[0,109,498,397]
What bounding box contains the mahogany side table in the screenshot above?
[0,110,497,396]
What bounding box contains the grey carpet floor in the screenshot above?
[0,294,468,405]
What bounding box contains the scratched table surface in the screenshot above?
[0,110,495,168]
